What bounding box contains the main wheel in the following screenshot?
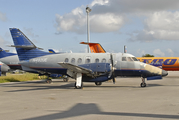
[140,83,146,87]
[95,82,102,86]
[63,77,69,82]
[46,79,52,84]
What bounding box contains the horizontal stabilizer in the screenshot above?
[58,62,92,74]
[147,76,162,80]
[8,45,43,50]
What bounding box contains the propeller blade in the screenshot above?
[110,53,116,84]
[112,74,116,84]
[110,53,114,66]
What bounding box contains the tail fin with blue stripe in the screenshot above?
[0,47,16,59]
[48,49,56,53]
[9,28,51,61]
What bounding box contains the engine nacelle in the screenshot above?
[82,75,110,82]
[147,76,162,80]
[50,74,62,78]
[0,62,10,76]
[79,63,111,74]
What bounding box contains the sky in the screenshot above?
[1,0,179,57]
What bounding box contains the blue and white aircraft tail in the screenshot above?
[10,28,51,61]
[9,28,168,88]
[0,47,20,74]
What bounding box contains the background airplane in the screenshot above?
[81,42,179,71]
[0,61,10,76]
[9,28,168,88]
[0,47,67,82]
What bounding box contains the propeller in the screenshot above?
[110,53,116,84]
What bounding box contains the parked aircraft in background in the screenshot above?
[81,42,179,71]
[0,47,66,82]
[80,42,106,53]
[9,28,168,88]
[0,61,10,76]
[137,57,179,71]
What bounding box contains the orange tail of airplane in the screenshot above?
[80,42,105,53]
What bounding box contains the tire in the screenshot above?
[95,82,102,86]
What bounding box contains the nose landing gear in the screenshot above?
[140,77,146,87]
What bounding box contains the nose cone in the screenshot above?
[143,64,168,77]
[162,70,168,77]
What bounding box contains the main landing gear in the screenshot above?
[140,77,146,87]
[95,82,102,86]
[74,73,83,89]
[46,78,52,84]
[63,76,69,82]
[45,75,52,84]
[74,82,83,89]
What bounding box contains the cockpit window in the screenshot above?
[131,57,139,61]
[122,57,126,61]
[127,57,133,61]
[123,57,139,62]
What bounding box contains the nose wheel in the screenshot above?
[140,77,146,87]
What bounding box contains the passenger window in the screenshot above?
[85,58,90,64]
[95,58,99,63]
[77,58,82,64]
[71,58,75,64]
[122,57,126,61]
[64,58,69,62]
[101,58,106,63]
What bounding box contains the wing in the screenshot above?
[58,62,93,74]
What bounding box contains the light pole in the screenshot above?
[86,6,91,53]
[124,45,127,53]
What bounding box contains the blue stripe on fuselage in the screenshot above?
[30,67,67,75]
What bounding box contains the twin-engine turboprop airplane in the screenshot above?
[9,28,168,88]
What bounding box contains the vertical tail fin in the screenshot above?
[0,47,16,59]
[9,28,50,61]
[48,49,56,53]
[80,42,106,53]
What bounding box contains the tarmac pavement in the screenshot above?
[0,71,179,120]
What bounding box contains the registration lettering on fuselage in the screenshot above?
[31,58,47,63]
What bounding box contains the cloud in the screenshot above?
[136,49,146,57]
[0,36,5,45]
[153,49,165,57]
[55,0,179,42]
[0,11,7,22]
[12,49,17,54]
[55,0,124,34]
[23,27,39,38]
[166,48,174,57]
[55,7,86,34]
[129,11,179,41]
[90,0,179,15]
